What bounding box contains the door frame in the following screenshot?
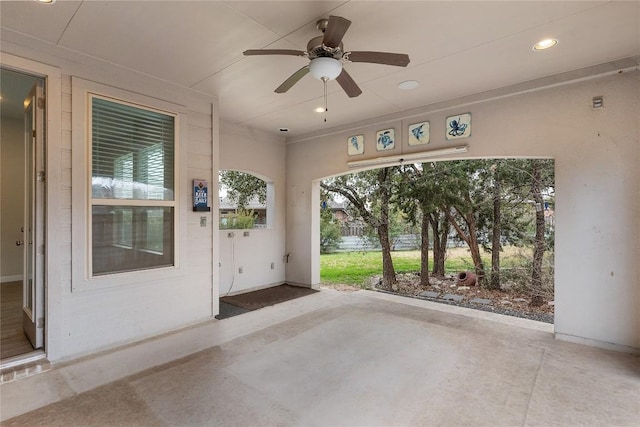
[22,80,45,349]
[1,53,62,363]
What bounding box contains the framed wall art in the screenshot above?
[408,121,430,146]
[446,113,471,140]
[376,128,395,151]
[347,134,365,156]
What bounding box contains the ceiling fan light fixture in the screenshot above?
[309,57,342,81]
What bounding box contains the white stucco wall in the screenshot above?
[0,117,25,281]
[286,70,640,351]
[218,122,287,295]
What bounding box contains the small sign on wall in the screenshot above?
[193,179,211,212]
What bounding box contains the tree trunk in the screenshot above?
[447,203,486,286]
[468,232,486,285]
[378,222,396,289]
[430,212,447,277]
[490,174,501,290]
[378,168,396,289]
[530,161,546,307]
[420,210,430,286]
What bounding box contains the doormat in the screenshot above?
[220,284,318,312]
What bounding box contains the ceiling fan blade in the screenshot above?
[336,69,362,98]
[347,51,410,67]
[244,49,306,57]
[275,66,310,93]
[322,16,351,48]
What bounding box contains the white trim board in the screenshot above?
[1,275,23,283]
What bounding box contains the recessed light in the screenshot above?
[278,127,289,132]
[398,80,420,90]
[34,0,56,3]
[314,107,325,113]
[533,38,558,51]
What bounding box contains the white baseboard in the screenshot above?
[1,275,22,284]
[555,332,640,354]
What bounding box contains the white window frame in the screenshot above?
[71,77,187,291]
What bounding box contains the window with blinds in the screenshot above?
[90,95,176,276]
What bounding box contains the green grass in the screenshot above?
[320,247,534,286]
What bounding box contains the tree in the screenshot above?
[496,159,554,302]
[320,201,343,253]
[490,162,502,289]
[442,160,488,285]
[321,167,398,288]
[219,170,266,209]
[394,162,449,285]
[529,159,554,306]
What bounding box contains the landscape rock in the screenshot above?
[443,294,464,302]
[470,298,492,305]
[419,291,440,298]
[513,298,529,303]
[457,286,470,291]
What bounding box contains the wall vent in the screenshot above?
[592,96,604,109]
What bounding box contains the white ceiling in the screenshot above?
[1,1,639,138]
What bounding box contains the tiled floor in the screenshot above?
[2,289,639,426]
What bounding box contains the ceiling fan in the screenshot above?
[243,16,410,99]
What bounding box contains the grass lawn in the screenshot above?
[320,246,531,286]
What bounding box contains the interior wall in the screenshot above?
[0,117,24,282]
[218,122,287,295]
[285,71,640,351]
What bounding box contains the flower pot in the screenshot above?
[457,271,477,286]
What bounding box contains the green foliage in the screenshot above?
[219,170,266,209]
[220,209,256,229]
[320,206,343,253]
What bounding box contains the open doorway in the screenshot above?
[319,159,555,323]
[1,67,46,361]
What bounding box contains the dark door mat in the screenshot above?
[216,301,252,320]
[220,284,318,312]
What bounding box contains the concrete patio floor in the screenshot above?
[1,289,639,426]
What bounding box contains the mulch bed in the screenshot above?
[367,273,555,324]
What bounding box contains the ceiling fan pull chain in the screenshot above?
[323,77,328,122]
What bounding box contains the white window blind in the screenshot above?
[91,97,174,200]
[90,95,176,276]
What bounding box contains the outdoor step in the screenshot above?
[469,298,491,305]
[442,294,464,302]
